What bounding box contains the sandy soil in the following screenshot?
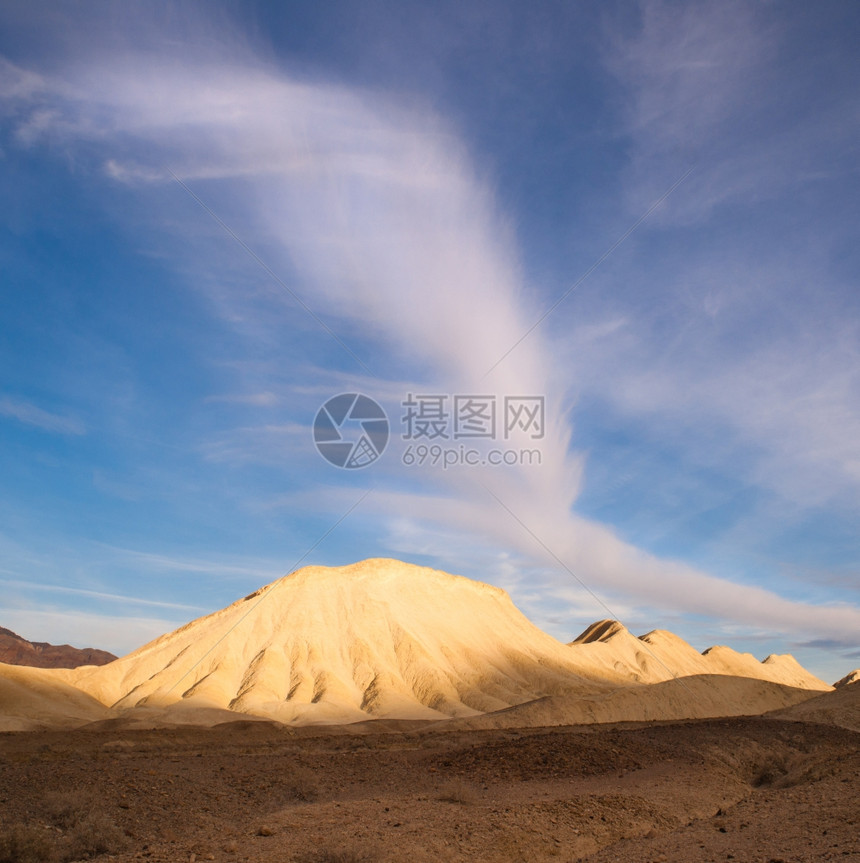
[1,713,857,863]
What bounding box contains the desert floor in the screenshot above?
[1,715,857,863]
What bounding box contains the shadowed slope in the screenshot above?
[444,674,827,730]
[0,662,112,731]
[771,678,860,731]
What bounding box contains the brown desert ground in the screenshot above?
[0,685,857,863]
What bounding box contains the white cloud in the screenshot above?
[563,0,860,511]
[305,484,860,645]
[605,0,858,222]
[0,577,201,612]
[0,56,46,100]
[2,14,857,655]
[95,545,287,582]
[571,309,860,508]
[0,397,85,435]
[200,422,312,466]
[203,391,279,406]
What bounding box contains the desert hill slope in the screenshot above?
[568,619,826,689]
[67,559,616,725]
[445,674,827,731]
[834,669,860,687]
[0,663,112,731]
[770,680,860,732]
[3,559,834,729]
[0,626,116,669]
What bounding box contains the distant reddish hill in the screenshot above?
[0,627,116,669]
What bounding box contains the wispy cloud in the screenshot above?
[0,397,85,435]
[1,7,857,659]
[200,422,311,466]
[203,391,279,406]
[563,299,860,509]
[277,481,860,645]
[568,0,860,516]
[606,0,858,221]
[0,577,201,612]
[796,637,858,652]
[95,545,287,581]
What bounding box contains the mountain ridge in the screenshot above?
[0,626,116,669]
[0,559,835,731]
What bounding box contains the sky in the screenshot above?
[0,0,858,683]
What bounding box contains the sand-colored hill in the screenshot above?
[445,675,826,731]
[2,559,835,730]
[567,619,828,689]
[770,679,860,732]
[834,669,860,688]
[0,626,116,669]
[67,559,614,725]
[0,662,113,731]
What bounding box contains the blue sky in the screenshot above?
[1,0,858,683]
